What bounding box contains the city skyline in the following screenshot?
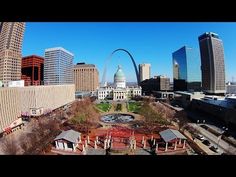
[2,22,236,156]
[22,22,236,82]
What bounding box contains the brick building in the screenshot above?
[21,55,44,86]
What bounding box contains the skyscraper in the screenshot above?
[44,47,73,85]
[0,22,25,86]
[172,46,201,91]
[139,63,151,82]
[21,55,44,86]
[74,63,99,92]
[198,32,226,94]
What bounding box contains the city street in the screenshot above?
[189,123,236,154]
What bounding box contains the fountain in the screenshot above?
[101,113,134,123]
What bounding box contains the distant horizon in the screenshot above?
[22,22,236,83]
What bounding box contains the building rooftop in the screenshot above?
[45,47,74,56]
[22,55,44,60]
[195,95,236,109]
[159,129,186,143]
[74,63,96,67]
[54,130,81,143]
[175,91,204,96]
[198,32,220,40]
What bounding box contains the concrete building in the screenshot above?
[0,22,25,86]
[226,82,236,94]
[54,130,81,152]
[140,75,170,95]
[20,84,75,116]
[172,46,201,91]
[152,91,174,101]
[97,65,141,100]
[0,88,22,134]
[0,84,75,134]
[139,63,151,82]
[198,32,226,94]
[21,55,44,86]
[74,63,99,92]
[191,95,236,128]
[174,91,205,108]
[44,47,73,85]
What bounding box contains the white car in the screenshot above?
[196,134,205,141]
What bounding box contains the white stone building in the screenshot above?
[97,65,141,100]
[54,130,81,151]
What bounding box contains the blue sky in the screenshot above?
[22,22,236,82]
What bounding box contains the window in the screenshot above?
[32,110,36,115]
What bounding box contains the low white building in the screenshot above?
[97,65,141,100]
[54,130,81,151]
[8,80,24,87]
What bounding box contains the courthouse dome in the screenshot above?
[114,65,125,81]
[114,65,126,88]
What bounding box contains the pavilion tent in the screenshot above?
[159,128,186,142]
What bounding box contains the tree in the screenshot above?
[137,102,170,134]
[174,110,188,130]
[0,136,20,155]
[19,135,32,153]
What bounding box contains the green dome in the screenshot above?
[114,65,125,80]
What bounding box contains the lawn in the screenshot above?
[96,103,111,112]
[127,102,141,112]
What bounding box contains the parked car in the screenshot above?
[202,140,211,146]
[196,134,205,141]
[209,145,219,153]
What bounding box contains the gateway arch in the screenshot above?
[101,49,140,86]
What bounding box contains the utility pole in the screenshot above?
[216,134,222,149]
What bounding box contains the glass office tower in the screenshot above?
[44,47,73,85]
[172,46,201,91]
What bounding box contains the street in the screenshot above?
[189,123,236,154]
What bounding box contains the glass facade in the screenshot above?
[172,46,201,91]
[44,47,73,85]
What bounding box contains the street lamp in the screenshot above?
[222,126,228,134]
[216,135,221,149]
[217,127,228,149]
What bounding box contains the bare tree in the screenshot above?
[0,136,20,155]
[175,110,188,130]
[19,135,31,153]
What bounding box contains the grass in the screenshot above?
[96,103,111,112]
[127,102,141,112]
